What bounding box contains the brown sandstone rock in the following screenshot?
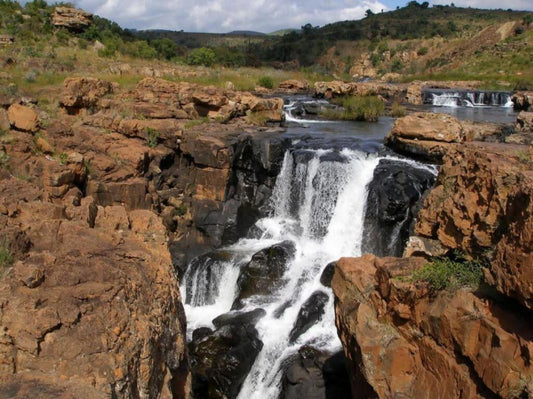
[332,255,533,399]
[512,91,533,111]
[52,7,92,31]
[416,142,533,309]
[0,176,189,398]
[60,77,114,114]
[278,79,310,93]
[7,103,39,132]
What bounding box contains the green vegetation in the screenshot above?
[0,148,9,169]
[516,149,531,164]
[257,76,274,89]
[146,127,159,148]
[390,101,406,117]
[323,96,384,122]
[411,252,484,291]
[0,239,13,271]
[185,47,216,67]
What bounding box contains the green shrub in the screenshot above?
[185,47,216,67]
[146,127,159,148]
[417,46,428,56]
[257,76,274,89]
[0,240,13,270]
[411,252,484,291]
[390,101,406,117]
[325,95,385,122]
[391,59,404,72]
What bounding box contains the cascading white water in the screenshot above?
[429,90,512,107]
[284,99,335,123]
[236,148,380,399]
[180,146,432,398]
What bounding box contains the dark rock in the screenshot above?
[289,291,329,343]
[212,308,266,329]
[190,323,263,399]
[192,327,213,342]
[320,262,336,288]
[362,159,435,257]
[232,241,296,309]
[280,346,351,399]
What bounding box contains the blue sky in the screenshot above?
[19,0,533,33]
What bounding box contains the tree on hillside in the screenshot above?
[365,9,374,18]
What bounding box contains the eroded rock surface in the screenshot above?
[0,178,188,398]
[332,255,533,399]
[416,142,533,309]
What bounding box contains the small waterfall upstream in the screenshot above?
[422,88,513,107]
[181,140,436,398]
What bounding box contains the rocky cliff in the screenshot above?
[0,76,287,397]
[332,142,533,399]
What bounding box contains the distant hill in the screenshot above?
[226,30,266,36]
[269,29,300,36]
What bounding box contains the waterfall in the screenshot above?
[236,149,379,399]
[423,89,512,107]
[181,146,432,398]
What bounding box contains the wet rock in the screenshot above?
[289,291,329,343]
[192,327,213,342]
[512,91,533,111]
[280,346,351,399]
[190,322,263,399]
[362,159,436,257]
[212,308,266,329]
[320,262,336,288]
[232,241,296,309]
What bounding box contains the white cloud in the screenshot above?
[67,0,388,32]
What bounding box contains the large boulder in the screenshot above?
[189,316,263,399]
[385,112,502,163]
[52,7,92,31]
[280,346,351,399]
[232,241,296,309]
[7,103,39,132]
[289,291,329,343]
[60,77,114,114]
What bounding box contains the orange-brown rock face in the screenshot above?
[416,142,533,309]
[52,6,93,31]
[332,255,533,399]
[384,113,502,163]
[0,178,189,398]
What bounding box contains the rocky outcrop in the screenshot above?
[189,311,264,399]
[280,346,351,399]
[416,142,533,309]
[512,91,533,111]
[332,255,533,399]
[232,241,295,309]
[277,80,310,93]
[385,112,504,162]
[314,81,404,100]
[60,77,115,115]
[52,7,93,31]
[0,177,189,398]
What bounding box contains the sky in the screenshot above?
[20,0,533,33]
